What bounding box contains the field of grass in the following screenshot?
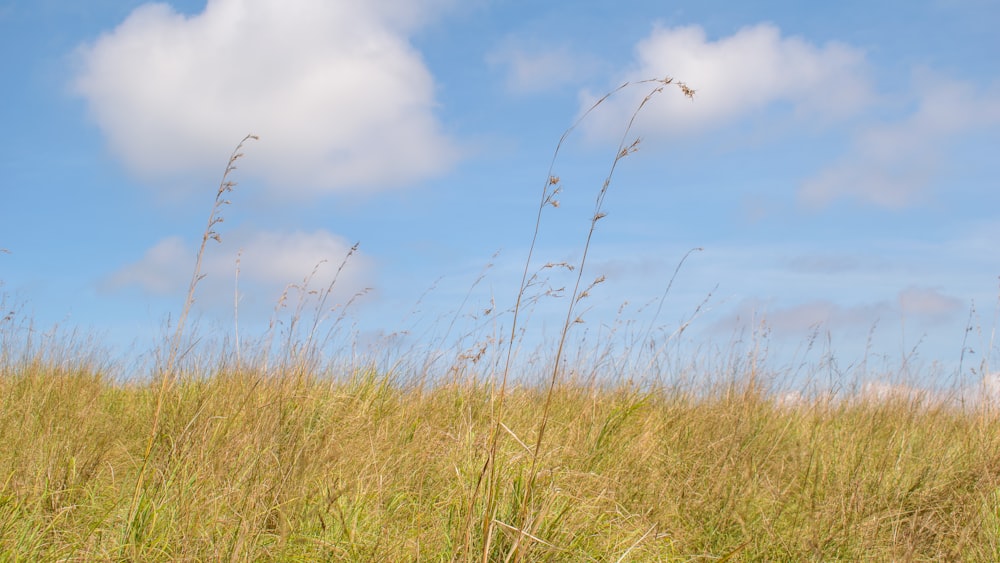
[3,79,1000,561]
[2,354,1000,561]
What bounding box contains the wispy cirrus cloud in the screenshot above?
[487,39,599,94]
[898,286,964,319]
[713,286,962,337]
[104,229,373,310]
[798,73,1000,209]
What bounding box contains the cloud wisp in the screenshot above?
[487,40,598,95]
[799,74,1000,209]
[104,229,374,315]
[714,285,963,338]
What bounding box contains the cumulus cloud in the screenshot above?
[579,23,872,138]
[799,74,1000,209]
[73,0,457,199]
[104,229,374,308]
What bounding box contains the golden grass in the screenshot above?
[1,360,999,561]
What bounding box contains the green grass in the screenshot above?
[1,356,999,561]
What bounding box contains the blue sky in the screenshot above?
[2,0,999,386]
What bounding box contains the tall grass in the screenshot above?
[1,79,999,561]
[1,359,999,560]
[477,77,693,563]
[124,133,258,557]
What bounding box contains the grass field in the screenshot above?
[2,352,1000,561]
[3,79,999,561]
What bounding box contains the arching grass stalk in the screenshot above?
[464,81,629,562]
[506,78,694,562]
[465,76,694,561]
[124,134,257,547]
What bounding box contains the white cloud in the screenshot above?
[981,373,1000,406]
[756,299,889,334]
[706,297,887,341]
[73,0,457,199]
[944,373,1000,410]
[580,23,872,138]
[799,74,1000,209]
[104,236,190,295]
[104,229,374,308]
[859,381,935,405]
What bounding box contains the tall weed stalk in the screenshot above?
[124,134,258,545]
[469,77,695,562]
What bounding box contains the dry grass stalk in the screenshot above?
[470,77,695,562]
[124,133,258,549]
